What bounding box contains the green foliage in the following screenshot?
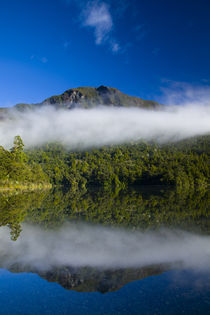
[0,187,209,241]
[0,135,209,192]
[11,135,24,152]
[27,136,210,192]
[0,136,50,188]
[0,189,47,240]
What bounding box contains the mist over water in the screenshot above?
[0,223,210,271]
[0,105,210,149]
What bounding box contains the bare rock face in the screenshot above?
[42,90,85,109]
[64,90,85,109]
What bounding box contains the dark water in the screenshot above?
[0,269,209,315]
[0,187,209,314]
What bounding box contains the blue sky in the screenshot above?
[0,0,210,106]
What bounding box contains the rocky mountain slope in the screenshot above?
[12,85,161,111]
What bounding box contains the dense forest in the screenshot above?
[27,135,209,192]
[0,135,209,191]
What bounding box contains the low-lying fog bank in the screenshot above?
[0,105,210,149]
[0,223,209,271]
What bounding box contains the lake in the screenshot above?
[0,187,209,314]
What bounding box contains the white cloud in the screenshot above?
[63,0,121,53]
[110,40,120,53]
[83,1,113,44]
[82,1,120,53]
[0,104,210,150]
[160,80,210,106]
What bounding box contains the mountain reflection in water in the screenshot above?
[7,264,168,294]
[0,186,209,295]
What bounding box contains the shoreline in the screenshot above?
[0,183,52,192]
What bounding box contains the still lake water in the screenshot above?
[0,187,209,314]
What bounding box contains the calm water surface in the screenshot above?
[0,187,209,314]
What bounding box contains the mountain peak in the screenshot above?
[96,85,112,93]
[41,86,160,110]
[8,86,161,111]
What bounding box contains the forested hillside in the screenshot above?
[0,135,209,191]
[27,135,210,192]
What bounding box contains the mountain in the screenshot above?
[12,86,161,111]
[8,264,169,294]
